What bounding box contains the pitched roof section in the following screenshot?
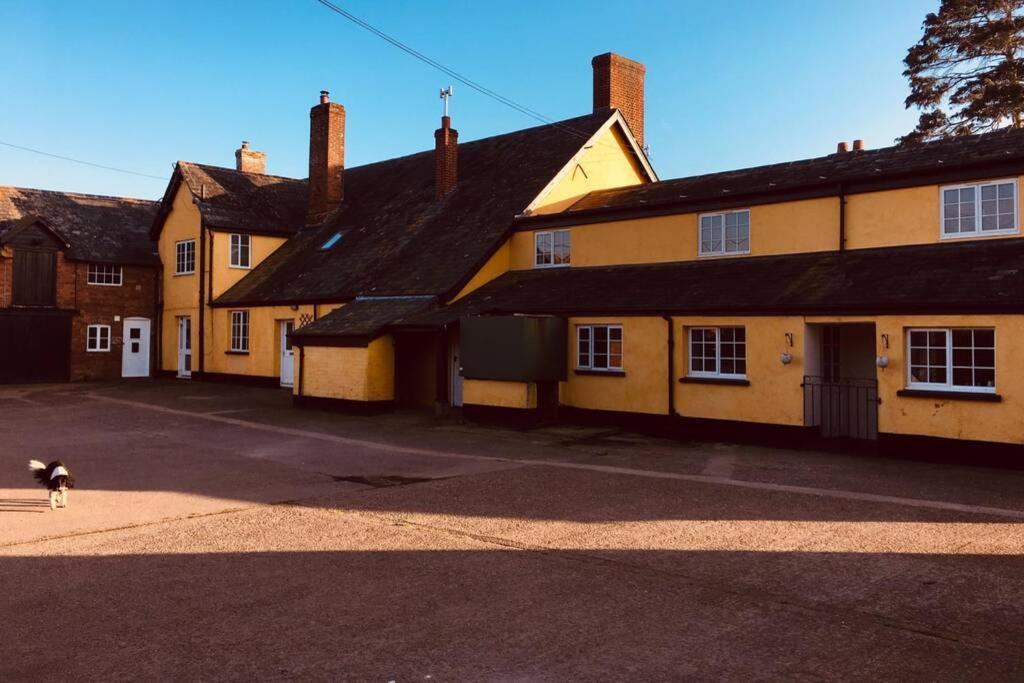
[292,296,436,346]
[0,186,158,265]
[398,238,1024,326]
[153,162,308,238]
[214,111,621,306]
[529,127,1024,225]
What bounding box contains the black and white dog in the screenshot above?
[28,460,74,510]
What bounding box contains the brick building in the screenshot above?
[0,187,159,382]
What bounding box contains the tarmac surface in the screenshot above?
[1,380,1023,680]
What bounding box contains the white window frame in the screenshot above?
[698,209,751,257]
[940,179,1018,239]
[229,233,251,269]
[687,326,747,379]
[86,324,111,352]
[230,310,250,352]
[576,324,623,372]
[906,327,996,394]
[534,229,571,268]
[175,239,196,275]
[87,263,122,286]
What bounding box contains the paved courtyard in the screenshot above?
[1,380,1023,680]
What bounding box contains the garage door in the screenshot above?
[0,311,71,383]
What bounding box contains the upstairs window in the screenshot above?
[577,324,623,372]
[699,210,750,256]
[535,230,571,267]
[689,327,746,378]
[175,240,195,275]
[230,234,251,268]
[230,310,250,352]
[941,180,1017,237]
[907,328,995,392]
[87,264,122,286]
[86,324,111,352]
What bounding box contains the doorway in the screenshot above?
[280,320,295,387]
[121,317,151,378]
[803,323,878,441]
[450,334,463,407]
[177,316,192,378]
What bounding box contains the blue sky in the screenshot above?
[0,0,937,199]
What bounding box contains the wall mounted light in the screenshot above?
[781,352,793,365]
[290,304,300,311]
[876,355,890,368]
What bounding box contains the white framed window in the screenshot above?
[535,230,571,267]
[699,209,750,256]
[941,179,1018,238]
[907,328,995,392]
[230,233,251,268]
[175,239,196,275]
[576,324,623,372]
[230,310,250,352]
[689,327,746,378]
[86,324,111,352]
[87,264,122,286]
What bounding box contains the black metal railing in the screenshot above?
[803,375,879,441]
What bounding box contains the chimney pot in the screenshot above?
[853,139,864,151]
[235,141,266,174]
[592,52,646,149]
[308,92,346,222]
[435,115,458,200]
[837,141,849,154]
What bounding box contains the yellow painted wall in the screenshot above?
[463,379,536,409]
[451,242,510,302]
[510,197,839,270]
[530,124,648,215]
[158,185,201,372]
[297,335,395,401]
[208,231,286,298]
[559,317,669,415]
[845,177,1024,250]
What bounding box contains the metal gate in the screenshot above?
[0,310,71,383]
[803,375,879,441]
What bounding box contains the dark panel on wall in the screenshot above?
[461,315,567,382]
[12,249,57,307]
[0,310,71,383]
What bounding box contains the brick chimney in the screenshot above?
[308,90,345,223]
[592,52,646,148]
[434,115,458,199]
[235,141,266,174]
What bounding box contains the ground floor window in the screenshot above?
[577,324,623,371]
[230,310,250,352]
[907,328,995,392]
[689,326,746,378]
[86,324,111,352]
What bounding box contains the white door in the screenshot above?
[121,317,151,377]
[177,317,192,378]
[280,320,295,387]
[450,335,463,407]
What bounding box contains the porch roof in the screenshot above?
[396,237,1024,326]
[291,296,436,346]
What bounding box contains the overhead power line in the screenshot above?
[0,141,167,181]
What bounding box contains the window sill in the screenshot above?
[896,389,1001,402]
[173,272,195,277]
[679,376,750,386]
[86,283,123,287]
[534,263,571,269]
[228,265,251,270]
[939,229,1019,241]
[574,369,625,377]
[225,350,249,356]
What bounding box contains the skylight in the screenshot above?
[321,232,342,250]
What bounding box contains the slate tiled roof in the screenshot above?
[396,238,1024,327]
[0,186,159,265]
[155,162,308,237]
[291,296,436,345]
[549,126,1024,221]
[213,111,618,306]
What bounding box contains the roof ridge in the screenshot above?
[178,161,306,184]
[0,185,159,205]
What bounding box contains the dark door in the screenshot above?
[0,312,71,383]
[12,249,57,307]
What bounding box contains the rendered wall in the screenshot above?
[463,379,536,409]
[298,335,395,402]
[208,230,287,298]
[158,185,200,372]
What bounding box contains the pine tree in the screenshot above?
[900,0,1024,144]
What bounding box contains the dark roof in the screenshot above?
[396,238,1024,326]
[0,186,159,265]
[152,162,308,238]
[532,126,1024,225]
[292,296,436,345]
[213,112,620,306]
